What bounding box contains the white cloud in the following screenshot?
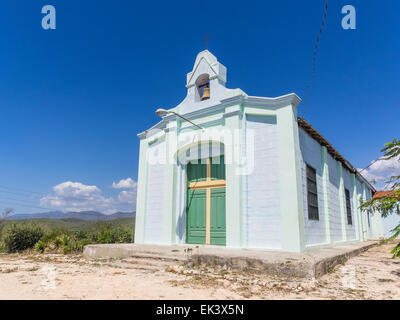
[112,178,138,206]
[41,179,138,214]
[41,181,115,214]
[112,178,137,189]
[369,157,400,173]
[360,156,400,189]
[53,181,100,197]
[360,170,385,184]
[118,189,137,204]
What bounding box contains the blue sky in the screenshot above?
[0,1,399,214]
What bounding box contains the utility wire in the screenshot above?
[0,185,42,196]
[0,190,55,212]
[0,200,56,212]
[0,189,41,198]
[0,190,57,212]
[0,196,47,206]
[301,0,329,118]
[382,180,393,191]
[359,157,385,173]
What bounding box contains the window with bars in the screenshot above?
[345,188,352,225]
[306,165,319,220]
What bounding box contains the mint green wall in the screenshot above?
[298,129,383,250]
[242,114,281,249]
[135,95,382,251]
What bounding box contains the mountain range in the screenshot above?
[6,210,135,221]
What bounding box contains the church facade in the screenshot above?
[134,50,383,252]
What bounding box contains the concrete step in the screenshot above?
[122,253,187,263]
[121,256,179,268]
[83,241,379,278]
[84,243,189,261]
[104,256,182,272]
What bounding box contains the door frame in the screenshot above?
[186,157,226,245]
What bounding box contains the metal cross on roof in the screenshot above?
[203,32,212,50]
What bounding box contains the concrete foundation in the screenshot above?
[83,241,378,278]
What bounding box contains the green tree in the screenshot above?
[361,138,400,257]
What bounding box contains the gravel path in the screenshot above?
[0,242,399,300]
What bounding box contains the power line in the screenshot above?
[359,157,385,173]
[0,196,45,206]
[0,200,56,212]
[0,191,54,211]
[0,189,41,198]
[301,0,329,118]
[382,181,393,191]
[0,195,57,212]
[0,185,42,196]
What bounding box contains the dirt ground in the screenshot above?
[0,242,399,300]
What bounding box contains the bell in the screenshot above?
[201,87,210,101]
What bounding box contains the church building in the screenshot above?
[134,50,383,252]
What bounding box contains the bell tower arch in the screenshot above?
[195,73,210,101]
[178,50,228,114]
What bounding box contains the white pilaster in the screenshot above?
[134,138,149,244]
[162,121,178,244]
[224,105,242,248]
[337,162,347,241]
[277,104,305,252]
[321,146,332,244]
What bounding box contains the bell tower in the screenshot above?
[181,50,228,113]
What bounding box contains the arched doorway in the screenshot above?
[186,155,226,245]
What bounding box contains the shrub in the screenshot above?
[2,223,44,253]
[53,236,63,249]
[74,230,89,240]
[90,225,133,244]
[34,240,46,253]
[73,238,91,252]
[0,219,135,255]
[41,228,65,243]
[62,246,69,255]
[60,234,71,246]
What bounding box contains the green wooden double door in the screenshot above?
[186,156,226,245]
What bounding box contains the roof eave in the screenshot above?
[297,117,376,192]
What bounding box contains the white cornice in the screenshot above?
[245,93,301,108]
[137,119,166,139]
[138,92,302,139]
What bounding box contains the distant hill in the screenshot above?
[6,210,135,221]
